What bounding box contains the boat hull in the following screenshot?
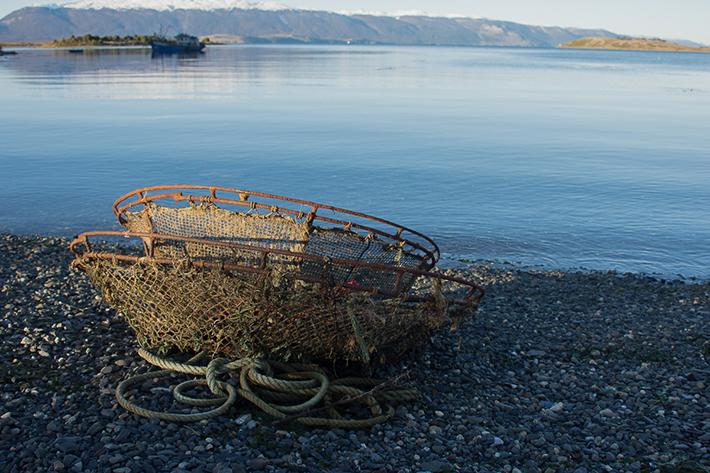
[151,41,205,55]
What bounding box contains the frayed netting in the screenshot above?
[75,259,449,363]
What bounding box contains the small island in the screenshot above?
[561,36,710,53]
[44,34,167,48]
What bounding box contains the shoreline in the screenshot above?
[1,233,708,471]
[2,231,705,284]
[3,42,709,56]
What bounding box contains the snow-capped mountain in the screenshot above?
[57,0,290,11]
[1,2,619,46]
[337,10,471,19]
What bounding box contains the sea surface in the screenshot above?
[1,45,709,279]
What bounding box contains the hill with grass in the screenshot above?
[561,36,710,53]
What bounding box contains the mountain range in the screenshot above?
[0,0,620,46]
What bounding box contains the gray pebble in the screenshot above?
[54,436,82,453]
[246,458,268,470]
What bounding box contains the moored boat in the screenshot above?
[151,34,205,55]
[0,46,18,56]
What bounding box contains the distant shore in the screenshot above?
[0,33,359,49]
[0,42,38,48]
[4,39,710,54]
[2,34,174,49]
[561,36,710,53]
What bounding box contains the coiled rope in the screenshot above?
[115,349,417,428]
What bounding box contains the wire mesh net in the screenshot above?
[115,186,436,294]
[70,186,484,363]
[74,257,451,362]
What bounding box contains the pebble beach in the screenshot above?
[1,234,708,473]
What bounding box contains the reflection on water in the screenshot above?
[1,45,709,278]
[4,46,395,99]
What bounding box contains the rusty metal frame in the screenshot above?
[71,231,484,307]
[112,185,441,270]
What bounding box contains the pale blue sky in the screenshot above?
[2,0,708,43]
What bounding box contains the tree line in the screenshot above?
[48,34,164,47]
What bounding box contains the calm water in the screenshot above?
[1,45,709,279]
